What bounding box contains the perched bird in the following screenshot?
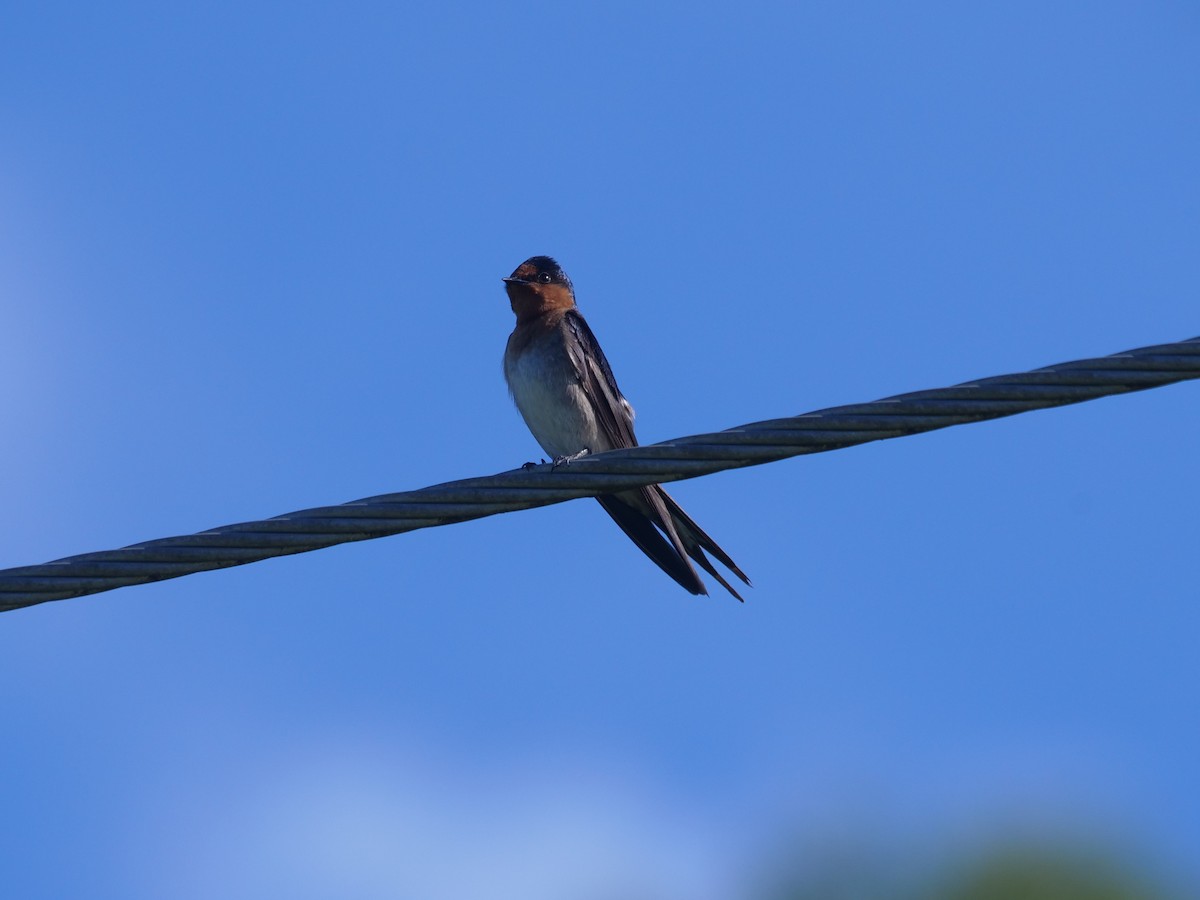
[502,255,750,600]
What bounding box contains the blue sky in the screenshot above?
[1,2,1197,897]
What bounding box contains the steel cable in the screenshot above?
[2,335,1197,612]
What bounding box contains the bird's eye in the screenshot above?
[538,272,553,284]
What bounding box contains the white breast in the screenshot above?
[505,341,611,459]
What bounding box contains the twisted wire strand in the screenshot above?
[3,335,1197,612]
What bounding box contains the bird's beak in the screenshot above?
[502,277,527,285]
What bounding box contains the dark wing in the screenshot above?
[656,488,751,600]
[595,492,707,595]
[562,309,708,595]
[562,309,638,449]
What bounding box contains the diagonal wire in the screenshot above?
[2,335,1197,613]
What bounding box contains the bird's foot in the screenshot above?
[521,458,548,470]
[552,448,590,468]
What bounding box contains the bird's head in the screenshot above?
[503,256,575,320]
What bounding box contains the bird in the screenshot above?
[502,255,750,600]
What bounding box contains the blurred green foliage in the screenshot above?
[928,847,1169,900]
[764,842,1178,900]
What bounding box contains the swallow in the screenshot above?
[502,255,751,600]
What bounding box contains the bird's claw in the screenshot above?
[521,459,548,470]
[551,448,590,469]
